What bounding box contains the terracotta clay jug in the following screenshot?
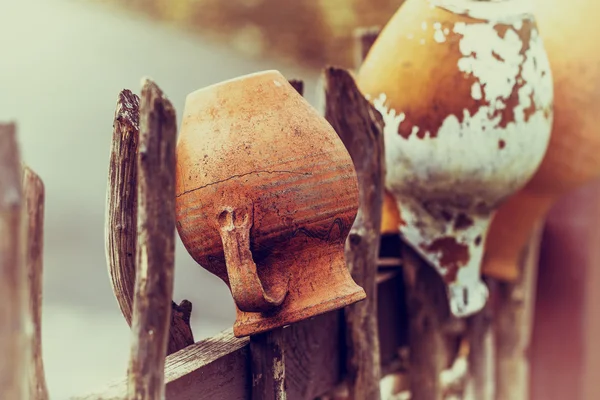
[483,0,600,281]
[357,0,553,317]
[175,70,366,337]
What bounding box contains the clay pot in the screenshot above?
[175,70,366,337]
[357,0,553,317]
[483,0,600,281]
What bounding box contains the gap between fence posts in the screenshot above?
[323,65,385,400]
[0,123,27,400]
[127,79,177,400]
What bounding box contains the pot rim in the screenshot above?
[185,69,284,101]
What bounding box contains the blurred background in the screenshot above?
[0,0,403,398]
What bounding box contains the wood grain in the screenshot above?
[23,167,49,400]
[106,89,140,327]
[127,79,177,400]
[74,269,405,400]
[324,66,385,400]
[495,222,543,400]
[107,89,194,355]
[401,246,450,400]
[250,330,286,400]
[0,123,27,400]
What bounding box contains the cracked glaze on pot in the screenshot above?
[175,70,365,337]
[357,0,553,317]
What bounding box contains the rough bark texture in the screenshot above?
[23,168,49,400]
[127,80,177,400]
[106,89,140,327]
[467,279,496,400]
[107,89,194,355]
[324,66,385,400]
[401,245,449,400]
[495,222,543,400]
[0,123,27,400]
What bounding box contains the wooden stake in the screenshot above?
[0,123,27,400]
[248,78,304,400]
[495,222,543,400]
[23,167,49,400]
[107,89,194,355]
[127,79,177,400]
[467,279,496,400]
[324,66,385,400]
[401,245,450,400]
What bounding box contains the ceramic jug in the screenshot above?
[483,0,600,281]
[175,70,366,337]
[357,0,553,317]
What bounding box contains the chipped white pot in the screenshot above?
[357,0,553,317]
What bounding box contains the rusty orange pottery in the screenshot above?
[357,0,553,317]
[483,0,600,281]
[175,70,366,337]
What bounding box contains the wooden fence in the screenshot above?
[1,28,596,400]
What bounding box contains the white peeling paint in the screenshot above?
[370,9,553,317]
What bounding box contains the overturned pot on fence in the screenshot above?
[175,70,366,338]
[357,0,554,317]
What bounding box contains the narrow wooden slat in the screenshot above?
[401,245,449,400]
[0,123,27,400]
[495,222,543,400]
[106,89,140,327]
[74,269,405,400]
[467,279,496,400]
[324,66,385,400]
[127,79,177,400]
[23,167,49,400]
[352,26,381,68]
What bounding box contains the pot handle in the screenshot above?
[217,205,289,313]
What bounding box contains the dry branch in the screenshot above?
[127,79,177,400]
[0,123,27,400]
[324,66,385,400]
[107,89,193,355]
[23,167,49,400]
[495,222,543,400]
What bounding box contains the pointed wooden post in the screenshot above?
[23,167,49,400]
[127,79,177,400]
[0,123,27,400]
[107,89,194,356]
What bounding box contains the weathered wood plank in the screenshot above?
[107,89,194,355]
[0,123,27,400]
[74,269,405,400]
[106,89,140,327]
[495,222,543,400]
[401,245,450,400]
[127,79,177,400]
[250,330,286,400]
[23,167,49,400]
[352,26,381,68]
[324,66,385,400]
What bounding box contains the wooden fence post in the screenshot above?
[324,66,385,400]
[248,79,304,400]
[495,222,543,400]
[107,88,194,356]
[0,123,27,400]
[23,167,50,400]
[127,79,177,400]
